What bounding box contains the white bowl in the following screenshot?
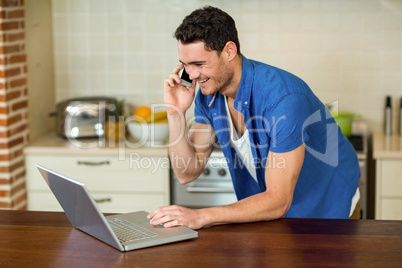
[127,122,169,146]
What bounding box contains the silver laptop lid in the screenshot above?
[37,165,124,251]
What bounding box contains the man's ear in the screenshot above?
[224,41,238,61]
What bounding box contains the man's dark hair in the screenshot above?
[174,6,241,54]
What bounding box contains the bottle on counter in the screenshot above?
[384,95,392,135]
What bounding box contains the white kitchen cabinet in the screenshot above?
[373,132,402,220]
[24,133,170,213]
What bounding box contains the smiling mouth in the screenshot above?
[198,78,209,84]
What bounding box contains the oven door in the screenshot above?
[171,151,237,208]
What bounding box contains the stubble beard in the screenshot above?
[202,63,234,96]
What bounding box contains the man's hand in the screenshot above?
[148,145,305,230]
[147,205,205,230]
[164,64,196,116]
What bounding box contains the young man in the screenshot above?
[147,6,360,229]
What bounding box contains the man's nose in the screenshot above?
[186,67,199,80]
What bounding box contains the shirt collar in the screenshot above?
[233,55,254,112]
[205,54,254,111]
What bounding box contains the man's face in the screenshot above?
[178,41,233,96]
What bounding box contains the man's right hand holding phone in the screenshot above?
[163,64,196,116]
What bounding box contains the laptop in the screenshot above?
[36,165,198,251]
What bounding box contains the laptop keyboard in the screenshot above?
[107,217,158,243]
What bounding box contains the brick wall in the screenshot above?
[0,0,28,209]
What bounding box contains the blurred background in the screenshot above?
[26,0,402,140]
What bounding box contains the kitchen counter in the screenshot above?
[1,210,401,267]
[24,132,169,157]
[373,132,402,159]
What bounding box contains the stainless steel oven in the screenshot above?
[171,150,237,208]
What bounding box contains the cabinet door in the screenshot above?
[27,192,63,211]
[381,199,402,220]
[25,154,170,192]
[91,193,166,213]
[380,160,402,197]
[27,191,166,213]
[25,153,170,212]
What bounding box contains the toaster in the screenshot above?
[52,97,117,139]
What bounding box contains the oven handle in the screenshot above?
[186,187,234,193]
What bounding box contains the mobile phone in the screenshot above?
[179,68,193,87]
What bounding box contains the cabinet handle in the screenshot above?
[186,187,235,193]
[94,198,112,203]
[77,161,110,166]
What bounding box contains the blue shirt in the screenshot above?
[194,55,360,219]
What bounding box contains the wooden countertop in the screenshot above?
[24,132,169,157]
[1,210,401,267]
[373,132,402,159]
